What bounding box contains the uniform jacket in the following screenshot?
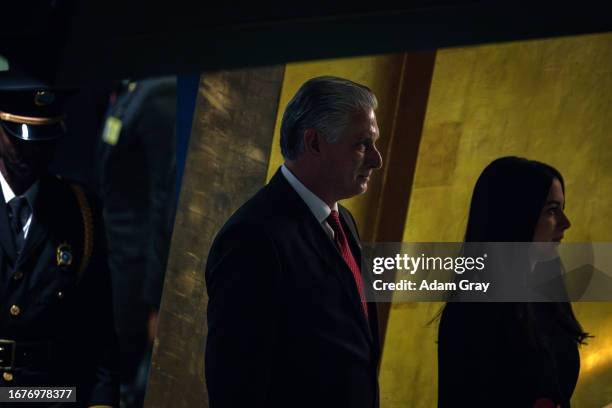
[0,174,119,407]
[205,169,380,408]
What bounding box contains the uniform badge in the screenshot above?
[56,243,73,267]
[34,91,55,106]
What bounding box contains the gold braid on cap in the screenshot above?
[0,111,65,125]
[70,184,94,284]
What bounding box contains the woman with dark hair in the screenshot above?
[437,156,589,408]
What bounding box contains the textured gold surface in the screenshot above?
[381,32,612,408]
[147,34,612,406]
[145,67,285,408]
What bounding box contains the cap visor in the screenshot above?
[1,120,64,141]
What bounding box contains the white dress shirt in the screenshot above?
[0,170,35,239]
[281,164,338,240]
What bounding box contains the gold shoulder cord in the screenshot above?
[69,184,94,283]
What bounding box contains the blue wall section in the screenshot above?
[176,74,200,201]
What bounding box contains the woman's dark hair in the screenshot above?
[465,156,564,242]
[463,156,589,345]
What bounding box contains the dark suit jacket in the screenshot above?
[205,169,380,408]
[0,175,119,407]
[96,77,177,337]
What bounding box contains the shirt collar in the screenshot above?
[0,170,40,209]
[281,164,338,224]
[0,170,14,203]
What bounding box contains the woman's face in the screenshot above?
[532,178,571,242]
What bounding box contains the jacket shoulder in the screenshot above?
[214,186,276,242]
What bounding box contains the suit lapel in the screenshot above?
[297,217,373,344]
[17,177,52,267]
[338,208,380,357]
[337,208,374,343]
[339,206,362,254]
[0,192,17,263]
[338,205,363,273]
[269,171,374,344]
[18,211,48,266]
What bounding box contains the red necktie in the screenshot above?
[533,398,559,408]
[327,210,368,319]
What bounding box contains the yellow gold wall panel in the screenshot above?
[382,32,612,407]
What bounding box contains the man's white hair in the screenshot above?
[280,76,378,160]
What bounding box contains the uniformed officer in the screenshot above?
[0,87,119,407]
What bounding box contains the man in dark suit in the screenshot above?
[205,76,383,408]
[0,87,119,407]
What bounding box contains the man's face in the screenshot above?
[318,108,383,201]
[0,125,57,179]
